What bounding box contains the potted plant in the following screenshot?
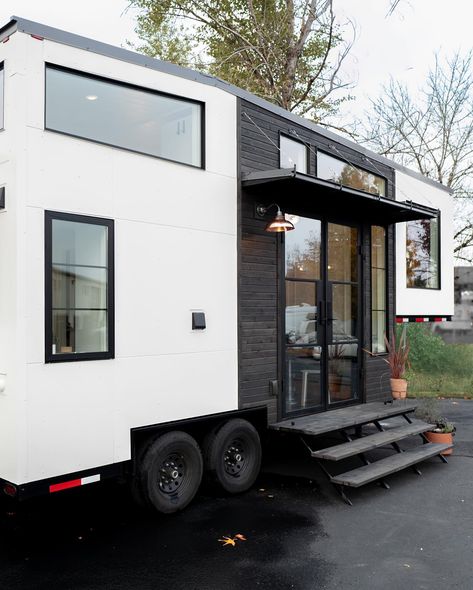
[383,328,410,399]
[415,398,455,455]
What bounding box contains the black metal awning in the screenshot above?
[242,168,438,224]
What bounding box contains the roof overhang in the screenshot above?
[242,168,438,224]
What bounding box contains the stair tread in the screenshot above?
[312,421,434,461]
[331,443,451,488]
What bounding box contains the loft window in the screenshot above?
[45,64,204,168]
[317,151,386,196]
[45,211,114,362]
[406,216,440,289]
[371,226,387,353]
[280,135,308,173]
[0,63,4,130]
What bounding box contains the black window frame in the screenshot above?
[316,149,387,197]
[44,63,206,170]
[406,213,441,290]
[0,62,4,131]
[279,132,310,174]
[370,225,388,354]
[45,210,115,363]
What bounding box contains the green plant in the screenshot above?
[414,398,456,434]
[384,328,410,379]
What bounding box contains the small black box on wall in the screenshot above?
[0,187,4,209]
[192,312,206,330]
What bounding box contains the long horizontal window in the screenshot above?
[317,151,386,196]
[45,211,114,362]
[406,216,440,289]
[45,65,203,168]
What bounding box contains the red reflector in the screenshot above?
[3,36,9,43]
[50,479,81,493]
[395,318,403,323]
[30,34,44,41]
[415,318,423,322]
[3,484,17,497]
[434,317,443,322]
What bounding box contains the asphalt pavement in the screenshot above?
[1,399,472,590]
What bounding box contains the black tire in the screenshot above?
[139,431,203,514]
[203,419,262,494]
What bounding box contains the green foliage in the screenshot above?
[128,0,352,122]
[402,324,473,378]
[400,324,445,372]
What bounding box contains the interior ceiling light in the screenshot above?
[256,203,295,233]
[85,95,98,101]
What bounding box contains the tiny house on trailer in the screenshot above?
[0,17,454,511]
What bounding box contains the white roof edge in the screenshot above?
[3,16,452,195]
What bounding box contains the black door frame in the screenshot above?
[278,214,363,419]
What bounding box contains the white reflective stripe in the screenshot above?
[81,474,101,485]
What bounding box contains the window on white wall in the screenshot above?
[0,63,4,130]
[406,216,440,289]
[280,135,307,173]
[45,211,114,362]
[45,65,204,168]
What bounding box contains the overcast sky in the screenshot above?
[0,0,472,119]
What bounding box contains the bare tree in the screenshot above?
[359,51,473,261]
[127,0,354,124]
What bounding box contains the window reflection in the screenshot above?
[285,346,322,413]
[280,135,307,173]
[406,217,440,289]
[371,226,387,352]
[328,343,358,402]
[328,223,358,282]
[318,152,386,196]
[285,217,321,279]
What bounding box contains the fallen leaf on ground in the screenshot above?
[234,534,247,541]
[219,537,235,547]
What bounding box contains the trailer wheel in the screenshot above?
[139,431,203,514]
[203,419,261,494]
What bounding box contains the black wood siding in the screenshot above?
[238,100,396,421]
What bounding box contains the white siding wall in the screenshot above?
[395,170,454,317]
[3,32,239,483]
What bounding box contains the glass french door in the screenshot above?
[283,216,361,417]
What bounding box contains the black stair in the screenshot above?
[311,422,434,461]
[331,443,452,488]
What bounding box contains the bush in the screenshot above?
[400,324,445,372]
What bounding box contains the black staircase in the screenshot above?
[270,402,452,505]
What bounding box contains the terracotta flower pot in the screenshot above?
[390,378,407,399]
[425,431,454,455]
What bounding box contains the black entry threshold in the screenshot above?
[269,401,418,436]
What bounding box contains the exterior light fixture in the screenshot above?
[256,203,295,233]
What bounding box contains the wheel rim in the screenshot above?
[223,438,246,476]
[158,452,186,494]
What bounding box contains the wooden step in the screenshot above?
[270,401,418,436]
[312,422,434,461]
[331,443,452,488]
